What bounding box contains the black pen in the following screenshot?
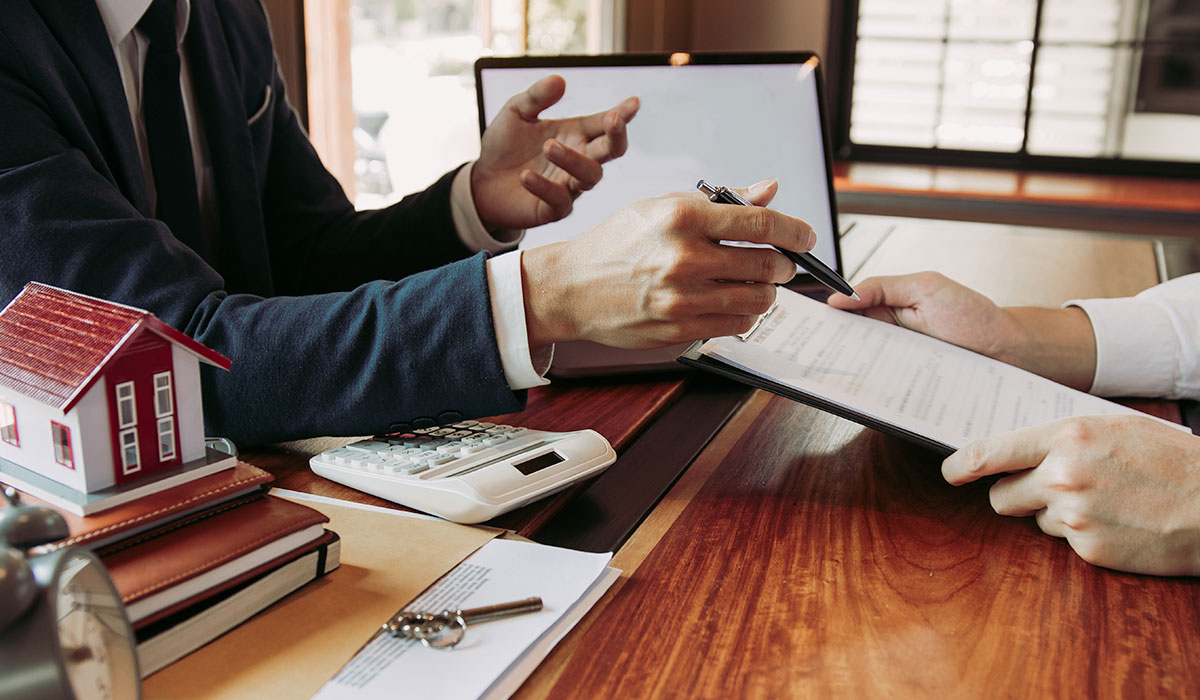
[696,179,859,300]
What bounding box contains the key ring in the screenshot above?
[382,596,542,650]
[420,612,468,649]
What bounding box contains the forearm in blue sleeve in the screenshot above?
[0,152,524,446]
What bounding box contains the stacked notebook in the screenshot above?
[22,462,341,676]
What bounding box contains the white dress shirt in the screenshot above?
[1068,272,1200,400]
[95,0,550,392]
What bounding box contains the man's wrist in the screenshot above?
[1000,306,1097,391]
[454,164,523,249]
[521,242,577,349]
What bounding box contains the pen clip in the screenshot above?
[736,300,779,341]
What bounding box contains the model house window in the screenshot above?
[306,0,619,209]
[116,381,137,428]
[157,417,176,461]
[0,401,17,447]
[833,0,1200,174]
[154,372,174,417]
[120,429,140,474]
[51,422,73,468]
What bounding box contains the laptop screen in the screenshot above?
[475,53,842,276]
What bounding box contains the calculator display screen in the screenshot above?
[513,451,564,475]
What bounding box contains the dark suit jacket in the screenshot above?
[0,0,524,445]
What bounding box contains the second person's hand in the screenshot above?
[519,179,815,350]
[828,271,1098,391]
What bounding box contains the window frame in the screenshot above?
[51,421,74,469]
[115,381,137,429]
[0,401,18,447]
[153,371,174,418]
[119,428,141,474]
[157,416,176,461]
[825,0,1200,178]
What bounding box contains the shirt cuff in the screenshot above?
[451,163,525,253]
[486,250,553,390]
[1066,295,1179,397]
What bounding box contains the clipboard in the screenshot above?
[677,343,954,456]
[675,287,1164,457]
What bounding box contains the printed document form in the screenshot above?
[696,289,1164,451]
[313,537,617,700]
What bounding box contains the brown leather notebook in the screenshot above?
[135,530,341,676]
[99,494,330,625]
[26,461,272,554]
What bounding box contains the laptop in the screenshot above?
[475,52,853,377]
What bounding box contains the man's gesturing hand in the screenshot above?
[943,415,1200,576]
[520,179,815,350]
[473,74,639,232]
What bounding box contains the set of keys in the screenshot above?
[382,596,544,649]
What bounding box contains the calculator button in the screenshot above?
[475,422,495,428]
[447,430,473,439]
[427,453,457,466]
[461,444,486,456]
[436,441,464,454]
[348,440,390,452]
[452,421,478,428]
[325,449,352,464]
[431,428,455,436]
[412,427,438,435]
[505,426,527,435]
[401,463,429,475]
[483,435,510,447]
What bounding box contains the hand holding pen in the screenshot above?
[697,180,858,299]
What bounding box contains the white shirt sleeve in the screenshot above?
[449,164,552,390]
[1066,272,1200,399]
[486,251,553,390]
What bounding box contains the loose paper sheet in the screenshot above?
[312,539,615,700]
[699,289,1169,451]
[141,491,500,699]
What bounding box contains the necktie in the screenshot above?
[137,0,204,252]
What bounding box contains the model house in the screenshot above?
[0,283,232,511]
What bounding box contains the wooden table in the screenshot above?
[514,390,1200,696]
[237,219,1200,697]
[504,216,1200,696]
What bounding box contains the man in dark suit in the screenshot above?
[0,0,815,445]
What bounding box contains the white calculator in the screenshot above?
[309,421,617,523]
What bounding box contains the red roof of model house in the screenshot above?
[0,283,230,413]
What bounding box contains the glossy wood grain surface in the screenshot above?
[520,396,1200,697]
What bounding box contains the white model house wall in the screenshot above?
[0,388,88,492]
[172,346,206,463]
[75,377,117,493]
